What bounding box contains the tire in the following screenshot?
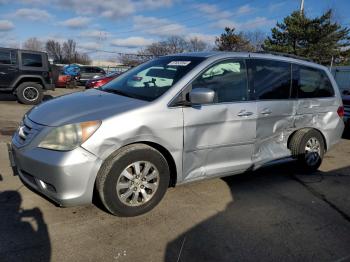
[16,82,43,105]
[96,144,170,216]
[289,128,325,172]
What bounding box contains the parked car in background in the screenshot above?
[10,52,344,217]
[342,95,350,127]
[55,73,72,88]
[0,47,54,104]
[78,66,105,85]
[85,71,122,89]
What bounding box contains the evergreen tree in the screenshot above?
[215,27,254,52]
[264,10,350,65]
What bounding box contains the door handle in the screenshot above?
[237,110,253,117]
[261,108,272,115]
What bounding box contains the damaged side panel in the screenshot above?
[182,102,257,182]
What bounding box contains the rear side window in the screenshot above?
[0,50,11,65]
[22,53,43,67]
[292,65,334,98]
[247,59,291,100]
[191,59,248,103]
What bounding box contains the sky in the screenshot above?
[0,0,349,61]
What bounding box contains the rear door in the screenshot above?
[0,49,18,88]
[247,59,295,165]
[292,64,342,141]
[182,59,257,181]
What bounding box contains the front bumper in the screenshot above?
[10,143,102,207]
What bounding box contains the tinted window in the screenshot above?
[93,67,104,73]
[247,59,291,100]
[0,50,11,65]
[293,65,334,98]
[22,53,43,67]
[191,60,248,103]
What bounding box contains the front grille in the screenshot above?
[13,116,43,147]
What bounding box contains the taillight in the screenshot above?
[337,106,345,118]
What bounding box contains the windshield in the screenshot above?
[101,56,205,101]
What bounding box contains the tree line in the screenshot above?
[22,9,350,66]
[23,37,91,65]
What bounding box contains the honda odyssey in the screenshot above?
[10,52,344,216]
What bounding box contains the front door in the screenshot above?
[182,59,257,181]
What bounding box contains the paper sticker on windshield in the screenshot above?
[168,61,191,66]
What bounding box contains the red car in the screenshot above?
[85,71,122,89]
[55,74,72,88]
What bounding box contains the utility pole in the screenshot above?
[300,0,305,14]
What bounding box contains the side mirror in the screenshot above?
[189,88,215,104]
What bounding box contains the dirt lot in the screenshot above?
[1,88,350,262]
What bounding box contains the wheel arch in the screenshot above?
[13,76,45,90]
[97,141,178,188]
[287,127,328,151]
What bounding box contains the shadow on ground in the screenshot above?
[0,190,51,261]
[165,163,350,262]
[0,93,54,102]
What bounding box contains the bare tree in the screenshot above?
[23,37,43,51]
[46,40,63,63]
[62,39,77,63]
[242,31,266,51]
[187,37,208,52]
[165,36,187,54]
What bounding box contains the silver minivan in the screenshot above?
[10,52,345,216]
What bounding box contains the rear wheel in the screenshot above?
[96,144,170,216]
[16,82,43,105]
[289,129,325,172]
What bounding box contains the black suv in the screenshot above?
[0,47,54,104]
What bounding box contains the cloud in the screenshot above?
[59,16,91,29]
[214,17,276,31]
[56,0,135,19]
[11,8,53,21]
[196,3,255,20]
[0,20,14,31]
[236,4,255,15]
[135,0,173,9]
[80,30,112,39]
[110,36,154,48]
[186,33,216,44]
[268,2,286,12]
[133,16,187,36]
[78,42,102,51]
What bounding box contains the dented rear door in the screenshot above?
[247,59,294,165]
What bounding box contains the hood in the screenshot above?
[27,89,147,126]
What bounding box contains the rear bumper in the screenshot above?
[10,143,102,207]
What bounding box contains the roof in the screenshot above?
[169,51,326,70]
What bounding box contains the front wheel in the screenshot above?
[96,144,170,216]
[16,82,43,105]
[289,129,325,172]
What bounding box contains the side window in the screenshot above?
[191,60,248,103]
[21,53,43,67]
[293,65,334,98]
[247,59,291,100]
[0,50,11,65]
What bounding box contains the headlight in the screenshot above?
[38,121,101,151]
